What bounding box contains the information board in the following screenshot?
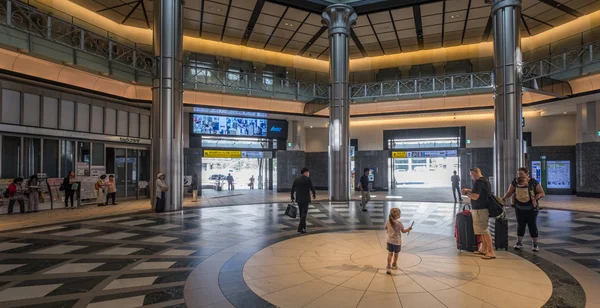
[392,150,457,158]
[203,150,242,158]
[547,160,570,189]
[531,161,542,184]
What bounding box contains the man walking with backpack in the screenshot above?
[462,168,496,260]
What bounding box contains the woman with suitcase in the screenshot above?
[502,167,545,251]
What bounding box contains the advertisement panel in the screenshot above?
[191,114,288,140]
[547,160,570,189]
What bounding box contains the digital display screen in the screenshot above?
[547,160,570,189]
[531,161,542,184]
[191,114,268,137]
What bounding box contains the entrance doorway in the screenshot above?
[106,147,150,199]
[202,157,275,191]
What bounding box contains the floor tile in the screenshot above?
[103,276,158,290]
[565,247,600,254]
[161,249,197,256]
[96,232,138,240]
[52,228,99,237]
[87,295,145,308]
[98,247,143,255]
[132,261,176,270]
[31,244,88,255]
[0,284,62,302]
[142,236,178,243]
[0,242,31,252]
[45,263,104,274]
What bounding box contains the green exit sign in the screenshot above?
[466,140,471,144]
[288,142,292,147]
[598,131,600,137]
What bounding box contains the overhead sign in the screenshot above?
[241,151,273,159]
[203,150,242,158]
[392,150,457,158]
[392,151,407,158]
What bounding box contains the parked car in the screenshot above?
[208,174,226,181]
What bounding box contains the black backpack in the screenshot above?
[3,188,9,198]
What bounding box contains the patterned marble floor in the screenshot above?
[0,201,598,308]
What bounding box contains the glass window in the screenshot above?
[43,139,59,178]
[127,149,138,197]
[115,148,126,197]
[78,142,90,163]
[61,140,75,177]
[23,138,41,178]
[2,136,21,179]
[92,143,104,166]
[227,71,239,81]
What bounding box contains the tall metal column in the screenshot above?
[322,4,356,201]
[152,0,183,211]
[491,0,523,195]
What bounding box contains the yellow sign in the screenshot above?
[392,151,407,158]
[203,150,242,158]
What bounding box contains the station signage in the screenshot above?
[392,150,457,158]
[203,150,242,158]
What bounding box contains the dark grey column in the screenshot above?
[322,4,356,201]
[152,0,183,211]
[492,0,523,195]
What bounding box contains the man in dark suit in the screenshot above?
[291,167,316,234]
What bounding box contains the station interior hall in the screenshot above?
[0,0,600,307]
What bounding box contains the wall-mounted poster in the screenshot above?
[531,161,542,184]
[547,160,570,189]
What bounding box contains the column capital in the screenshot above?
[321,4,357,37]
[490,0,522,13]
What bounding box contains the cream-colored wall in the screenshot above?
[305,114,577,152]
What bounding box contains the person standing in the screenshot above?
[155,173,169,213]
[291,168,316,234]
[105,175,117,205]
[227,173,234,191]
[358,168,370,212]
[502,167,545,251]
[451,171,462,202]
[62,172,76,209]
[26,175,40,213]
[249,175,255,189]
[95,175,107,206]
[462,168,496,260]
[7,178,25,214]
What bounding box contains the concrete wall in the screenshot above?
[576,143,600,197]
[276,151,306,192]
[354,150,390,191]
[305,152,328,190]
[305,114,576,152]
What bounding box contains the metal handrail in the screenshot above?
[0,0,156,75]
[521,40,600,82]
[182,67,330,101]
[349,72,494,100]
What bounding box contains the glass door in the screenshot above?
[127,149,138,198]
[115,148,126,198]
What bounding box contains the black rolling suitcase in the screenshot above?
[493,216,509,250]
[455,205,478,252]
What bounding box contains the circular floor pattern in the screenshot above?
[242,231,553,308]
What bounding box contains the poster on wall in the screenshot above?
[531,161,542,184]
[76,162,90,176]
[91,166,106,177]
[547,160,570,189]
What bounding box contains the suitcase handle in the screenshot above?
[462,204,471,211]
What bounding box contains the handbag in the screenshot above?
[285,203,298,218]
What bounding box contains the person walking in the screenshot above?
[155,173,169,213]
[451,171,462,202]
[291,167,316,234]
[26,175,40,213]
[105,175,117,205]
[249,175,255,190]
[62,172,76,209]
[227,173,234,191]
[95,175,107,206]
[7,178,25,214]
[358,168,370,212]
[502,167,545,251]
[462,168,496,259]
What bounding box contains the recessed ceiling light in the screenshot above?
[450,14,461,19]
[563,112,567,114]
[310,126,313,128]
